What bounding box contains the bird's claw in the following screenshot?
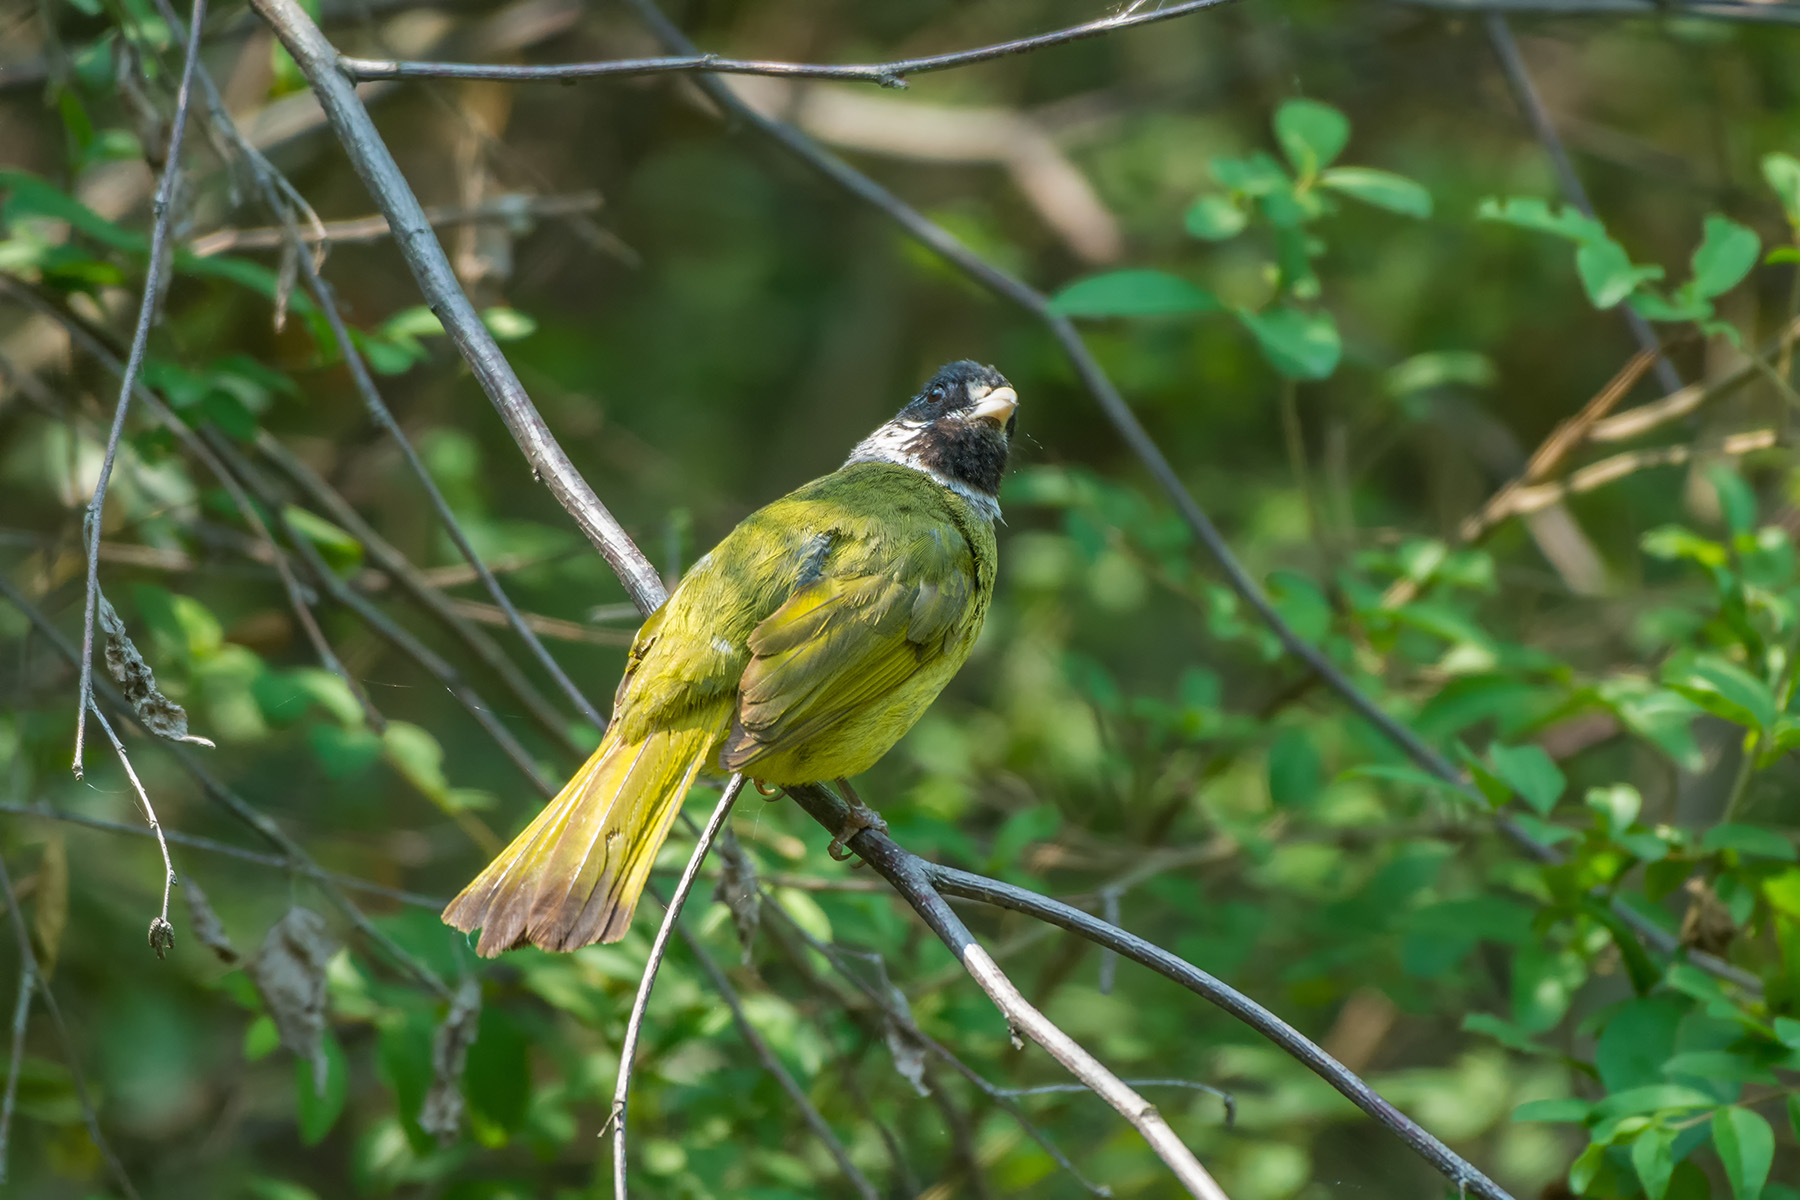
[828,801,887,861]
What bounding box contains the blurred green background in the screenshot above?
[3,0,1800,1197]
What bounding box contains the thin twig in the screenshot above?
[247,0,666,613]
[1482,12,1682,394]
[203,429,557,802]
[0,801,442,909]
[2,277,389,734]
[610,777,749,1198]
[256,433,589,757]
[0,577,454,1001]
[154,0,610,733]
[339,0,1244,85]
[73,0,210,781]
[0,960,31,1185]
[0,852,141,1200]
[188,191,603,255]
[82,703,178,956]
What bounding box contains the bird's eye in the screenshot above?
[928,385,947,404]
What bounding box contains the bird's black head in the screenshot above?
[846,361,1017,516]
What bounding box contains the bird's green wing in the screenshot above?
[720,526,975,770]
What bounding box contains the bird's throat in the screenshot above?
[845,420,1005,522]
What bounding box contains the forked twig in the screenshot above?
[73,0,209,780]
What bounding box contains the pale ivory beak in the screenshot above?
[968,385,1018,426]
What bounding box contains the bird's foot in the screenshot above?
[753,778,782,799]
[828,778,887,861]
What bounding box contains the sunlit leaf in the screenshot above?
[1712,1106,1774,1200]
[1237,305,1341,378]
[1274,99,1350,174]
[1184,194,1248,240]
[1319,166,1432,217]
[1688,215,1761,299]
[1049,270,1220,317]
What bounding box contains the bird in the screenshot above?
[443,360,1018,956]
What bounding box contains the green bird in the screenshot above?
[445,361,1018,955]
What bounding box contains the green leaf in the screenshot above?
[1632,287,1715,324]
[1761,152,1800,227]
[1575,237,1662,309]
[1211,151,1291,196]
[1632,1126,1676,1200]
[1476,195,1605,243]
[1769,246,1800,265]
[281,506,363,573]
[244,1014,280,1062]
[1712,1106,1774,1200]
[1488,743,1565,815]
[295,1032,348,1146]
[1593,1084,1717,1119]
[384,721,450,803]
[1267,728,1321,809]
[1184,194,1248,241]
[1319,166,1432,217]
[1666,655,1778,733]
[1513,1097,1593,1123]
[1237,306,1341,379]
[481,306,537,340]
[1642,525,1728,568]
[1585,783,1642,834]
[1274,99,1350,174]
[1384,351,1495,397]
[1708,463,1758,535]
[1049,270,1221,318]
[1700,823,1797,861]
[379,305,444,339]
[1689,215,1761,299]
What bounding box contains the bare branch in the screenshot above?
[339,0,1243,85]
[609,778,761,1196]
[920,859,1517,1200]
[73,0,209,780]
[151,0,611,733]
[789,785,1228,1199]
[247,0,667,613]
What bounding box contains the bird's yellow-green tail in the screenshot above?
[444,717,722,956]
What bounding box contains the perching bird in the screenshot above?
[444,361,1018,955]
